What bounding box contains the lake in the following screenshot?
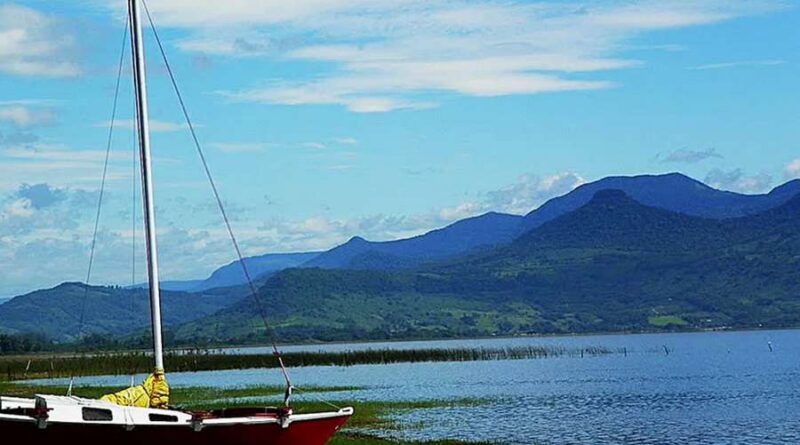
[37,330,800,444]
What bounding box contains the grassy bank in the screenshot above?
[0,345,619,381]
[0,381,492,445]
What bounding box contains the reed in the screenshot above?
[0,345,621,381]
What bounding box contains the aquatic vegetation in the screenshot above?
[0,345,621,381]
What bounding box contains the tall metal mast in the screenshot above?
[128,0,165,372]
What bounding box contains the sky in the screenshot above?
[0,0,798,297]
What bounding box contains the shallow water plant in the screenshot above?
[1,345,621,381]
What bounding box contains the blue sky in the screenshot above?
[0,0,798,297]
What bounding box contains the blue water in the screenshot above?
[35,330,800,444]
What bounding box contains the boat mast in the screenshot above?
[128,0,165,372]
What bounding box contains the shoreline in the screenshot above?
[198,325,799,352]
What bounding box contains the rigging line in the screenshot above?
[76,16,130,338]
[291,386,343,411]
[140,0,294,397]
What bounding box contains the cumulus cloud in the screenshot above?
[0,182,96,242]
[0,4,80,77]
[785,159,800,179]
[705,168,773,194]
[484,172,585,215]
[658,147,722,164]
[119,0,783,112]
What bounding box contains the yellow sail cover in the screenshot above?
[100,369,169,409]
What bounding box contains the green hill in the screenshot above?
[0,283,246,341]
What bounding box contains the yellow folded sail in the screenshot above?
[100,369,169,409]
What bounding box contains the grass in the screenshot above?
[0,380,493,445]
[648,316,688,327]
[0,345,620,381]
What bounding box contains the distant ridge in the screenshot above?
[134,251,321,292]
[304,211,522,270]
[519,173,800,232]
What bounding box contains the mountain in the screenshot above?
[175,190,800,344]
[512,189,731,252]
[0,283,247,341]
[304,212,523,270]
[139,252,321,292]
[519,173,800,232]
[198,252,321,290]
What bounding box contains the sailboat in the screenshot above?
[0,1,352,443]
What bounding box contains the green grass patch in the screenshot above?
[648,316,688,327]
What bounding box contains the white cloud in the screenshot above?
[0,105,55,127]
[0,4,80,77]
[3,198,34,218]
[438,202,485,221]
[333,137,358,145]
[705,168,773,194]
[143,0,784,112]
[690,59,785,70]
[485,172,586,215]
[785,159,800,179]
[432,172,585,221]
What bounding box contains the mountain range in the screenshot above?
[2,172,800,344]
[177,188,800,343]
